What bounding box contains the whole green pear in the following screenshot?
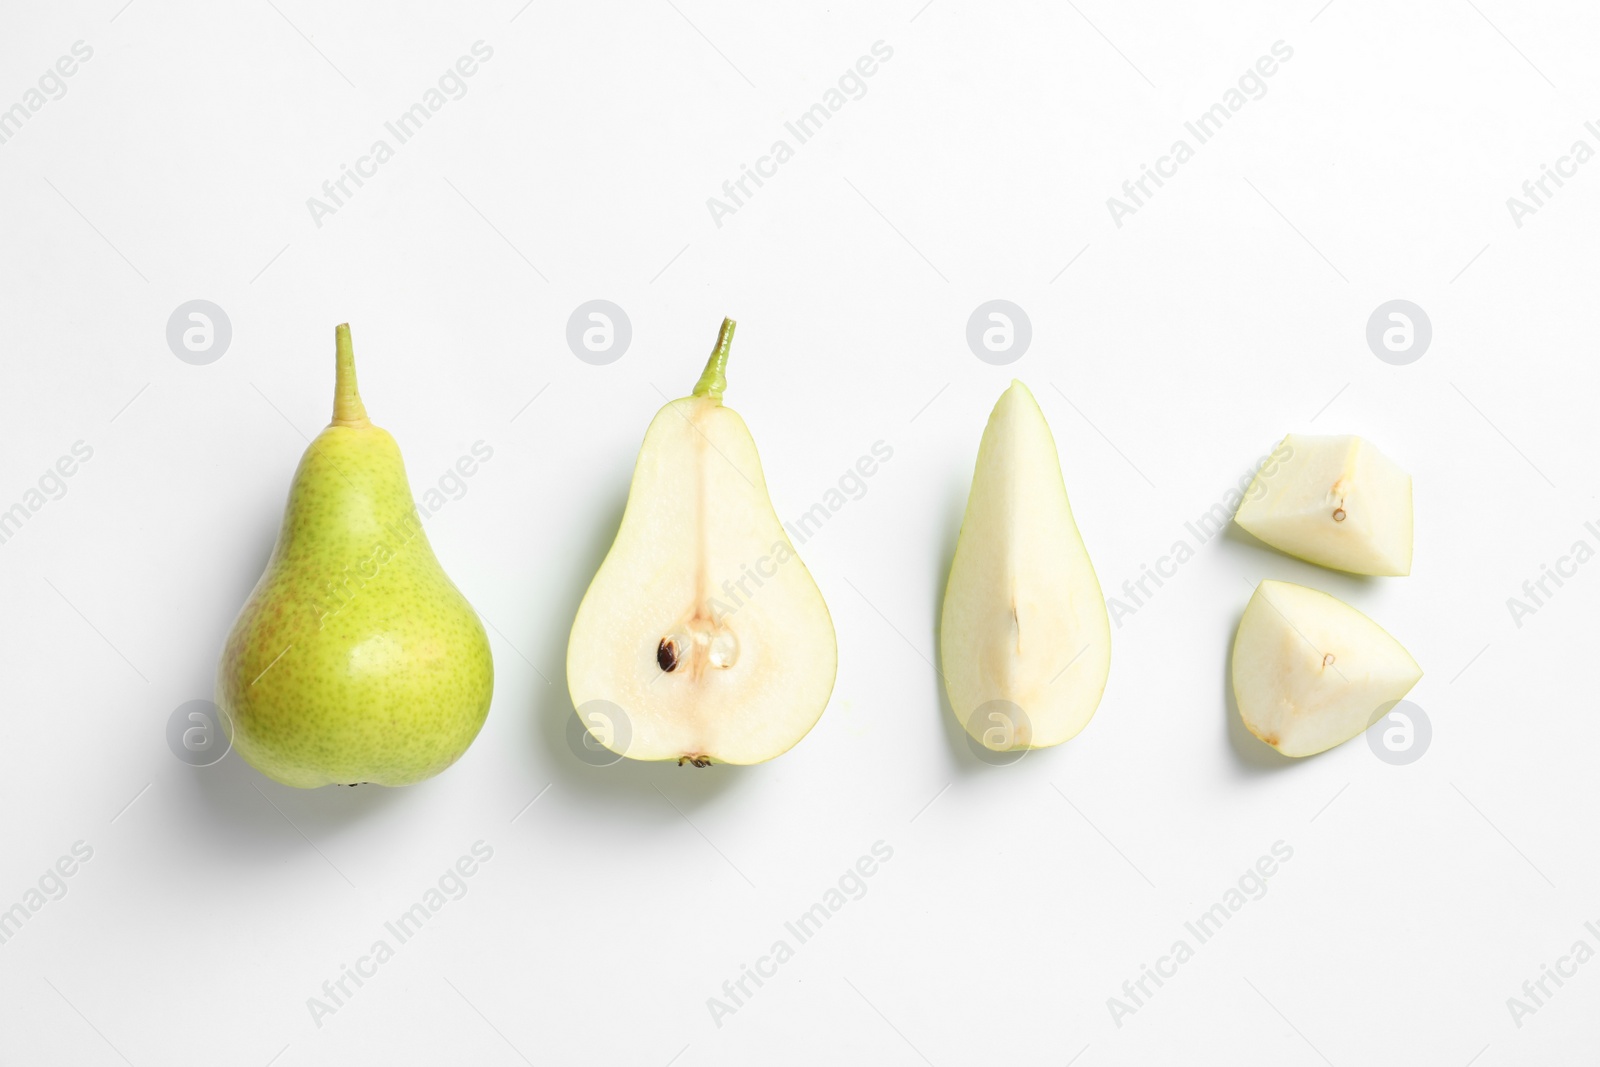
[216,324,493,788]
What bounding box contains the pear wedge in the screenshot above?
[940,381,1111,753]
[1234,434,1412,576]
[1232,580,1421,757]
[216,325,494,787]
[565,319,837,765]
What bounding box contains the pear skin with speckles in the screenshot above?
[216,325,493,788]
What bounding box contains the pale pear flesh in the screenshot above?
[1235,434,1413,576]
[940,381,1111,752]
[1232,580,1421,757]
[216,325,494,788]
[566,320,837,765]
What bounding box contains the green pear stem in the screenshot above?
[332,323,370,427]
[692,317,736,401]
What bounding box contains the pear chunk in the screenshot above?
[566,319,837,765]
[1232,580,1421,757]
[1234,435,1412,576]
[940,381,1111,752]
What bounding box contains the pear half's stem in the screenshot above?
[691,317,736,401]
[332,323,370,426]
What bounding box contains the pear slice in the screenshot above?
[1234,434,1412,576]
[1232,580,1421,757]
[940,381,1111,752]
[565,319,836,765]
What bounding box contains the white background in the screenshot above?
[1,0,1596,1063]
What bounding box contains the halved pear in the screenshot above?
[565,319,836,765]
[940,381,1111,752]
[1234,434,1412,576]
[1232,580,1421,757]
